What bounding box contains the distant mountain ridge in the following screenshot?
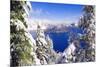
[29,23,77,33]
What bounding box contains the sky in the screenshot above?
[28,1,84,24]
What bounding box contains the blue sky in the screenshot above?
[29,2,84,24]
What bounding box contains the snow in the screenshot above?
[64,42,76,56]
[37,38,47,46]
[32,52,41,65]
[15,19,26,31]
[46,35,53,48]
[25,32,36,46]
[60,42,77,63]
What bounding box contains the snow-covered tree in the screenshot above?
[60,5,95,63]
[10,1,37,66]
[78,5,95,62]
[35,23,58,65]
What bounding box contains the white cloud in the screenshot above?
[32,8,50,15]
[27,18,52,31]
[32,8,43,15]
[29,6,51,19]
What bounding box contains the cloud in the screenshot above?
[29,7,51,19]
[28,8,42,19]
[27,18,52,31]
[32,8,43,15]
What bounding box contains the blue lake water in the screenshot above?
[30,26,86,52]
[48,32,69,52]
[45,26,85,52]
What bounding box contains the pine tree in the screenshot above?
[35,23,58,64]
[10,0,36,66]
[62,5,95,63]
[78,5,95,62]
